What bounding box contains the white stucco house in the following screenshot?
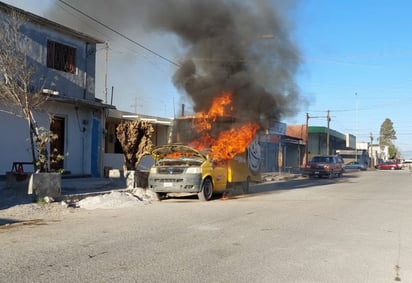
[0,2,115,177]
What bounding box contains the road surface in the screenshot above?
[1,170,411,282]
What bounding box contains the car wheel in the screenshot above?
[151,192,166,201]
[198,178,213,201]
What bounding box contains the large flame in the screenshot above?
[208,91,232,118]
[211,123,260,161]
[189,91,259,162]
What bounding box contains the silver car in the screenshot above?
[345,161,367,171]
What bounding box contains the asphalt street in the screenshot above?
[1,169,411,283]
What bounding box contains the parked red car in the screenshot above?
[302,155,345,178]
[375,161,402,170]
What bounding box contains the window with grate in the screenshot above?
[47,40,76,73]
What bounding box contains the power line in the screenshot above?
[57,0,180,68]
[55,1,112,41]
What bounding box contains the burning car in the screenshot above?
[148,144,257,201]
[148,91,263,201]
[148,144,220,201]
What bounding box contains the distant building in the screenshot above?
[307,126,348,159]
[287,125,366,167]
[284,125,306,171]
[370,144,389,164]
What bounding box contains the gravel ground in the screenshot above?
[0,187,154,226]
[0,188,73,225]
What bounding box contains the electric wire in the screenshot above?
[56,0,181,68]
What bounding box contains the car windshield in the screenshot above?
[312,156,331,163]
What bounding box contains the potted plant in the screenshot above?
[27,127,64,198]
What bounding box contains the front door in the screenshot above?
[50,116,65,172]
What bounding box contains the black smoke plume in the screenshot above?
[48,0,301,126]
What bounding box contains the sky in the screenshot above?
[3,0,412,158]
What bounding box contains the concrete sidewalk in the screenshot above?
[60,177,127,195]
[0,176,129,209]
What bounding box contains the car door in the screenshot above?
[211,162,228,191]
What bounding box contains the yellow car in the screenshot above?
[148,144,258,201]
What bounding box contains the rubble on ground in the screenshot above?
[75,190,150,210]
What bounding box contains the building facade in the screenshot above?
[0,2,112,177]
[307,126,349,160]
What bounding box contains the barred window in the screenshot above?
[47,40,76,73]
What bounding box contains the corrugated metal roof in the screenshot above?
[286,125,306,140]
[48,95,115,109]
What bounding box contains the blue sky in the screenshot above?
[4,0,412,157]
[293,1,412,157]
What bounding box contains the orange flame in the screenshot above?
[192,91,233,133]
[211,123,260,161]
[208,91,232,118]
[161,152,196,159]
[189,91,260,161]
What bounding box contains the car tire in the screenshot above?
[151,192,166,201]
[198,178,213,201]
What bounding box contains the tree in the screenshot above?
[0,8,55,172]
[116,120,154,170]
[379,118,398,159]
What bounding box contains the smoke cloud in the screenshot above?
[48,0,301,126]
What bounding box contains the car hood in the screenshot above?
[151,144,206,161]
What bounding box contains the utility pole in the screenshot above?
[104,41,109,104]
[327,110,331,155]
[370,132,374,168]
[130,97,140,113]
[305,111,332,165]
[355,92,358,161]
[305,113,309,165]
